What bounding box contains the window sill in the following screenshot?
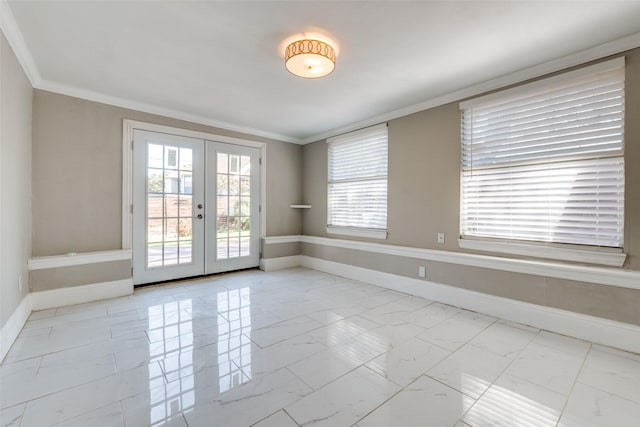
[458,238,626,267]
[326,227,388,240]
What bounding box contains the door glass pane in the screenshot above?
[179,148,192,170]
[240,238,250,256]
[240,155,250,175]
[229,237,240,258]
[229,196,240,217]
[164,194,179,218]
[217,238,229,259]
[148,144,164,168]
[147,218,163,268]
[216,152,251,260]
[239,197,250,217]
[217,153,228,174]
[229,176,239,195]
[146,143,194,268]
[217,175,228,195]
[240,217,250,235]
[240,176,250,195]
[179,194,192,218]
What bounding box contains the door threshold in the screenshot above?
[133,267,260,289]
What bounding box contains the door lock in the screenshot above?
[197,214,203,219]
[197,204,203,209]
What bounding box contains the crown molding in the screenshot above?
[3,0,639,146]
[0,0,41,86]
[37,79,301,144]
[300,31,640,144]
[0,0,299,144]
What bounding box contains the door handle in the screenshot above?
[197,214,203,219]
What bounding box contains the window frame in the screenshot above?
[458,57,627,267]
[326,123,389,240]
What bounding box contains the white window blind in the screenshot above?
[460,58,625,249]
[328,124,388,232]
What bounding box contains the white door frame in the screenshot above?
[122,119,267,257]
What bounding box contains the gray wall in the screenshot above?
[32,90,303,257]
[0,32,33,327]
[301,49,640,325]
[30,260,131,292]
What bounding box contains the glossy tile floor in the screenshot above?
[2,268,640,427]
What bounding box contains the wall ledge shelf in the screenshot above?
[290,204,312,209]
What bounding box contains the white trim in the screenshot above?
[3,0,639,146]
[30,279,134,311]
[28,249,132,271]
[123,120,268,149]
[0,0,42,86]
[300,32,640,144]
[299,235,640,290]
[263,235,303,245]
[290,205,312,209]
[458,239,626,268]
[326,227,388,240]
[38,80,298,144]
[301,256,640,355]
[121,120,268,250]
[0,294,32,362]
[122,122,134,250]
[259,255,303,272]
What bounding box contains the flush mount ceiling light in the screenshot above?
[285,38,336,78]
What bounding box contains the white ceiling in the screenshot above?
[5,1,640,143]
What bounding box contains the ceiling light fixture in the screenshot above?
[285,38,336,78]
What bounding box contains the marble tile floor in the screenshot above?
[1,267,640,427]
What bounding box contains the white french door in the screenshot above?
[132,130,260,285]
[206,142,260,274]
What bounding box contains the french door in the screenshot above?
[132,129,260,285]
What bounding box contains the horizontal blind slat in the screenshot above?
[328,125,388,230]
[460,61,625,249]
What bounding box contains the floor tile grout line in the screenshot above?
[353,369,427,425]
[281,407,302,426]
[9,270,640,426]
[45,400,125,427]
[118,400,126,427]
[492,328,575,400]
[571,379,640,406]
[284,342,387,398]
[2,359,122,411]
[452,325,537,425]
[554,342,592,427]
[418,317,499,374]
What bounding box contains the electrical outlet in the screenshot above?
[437,232,445,244]
[418,265,426,278]
[18,275,22,292]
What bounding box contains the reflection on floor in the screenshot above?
[1,268,640,426]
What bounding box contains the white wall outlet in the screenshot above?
[437,232,445,244]
[418,265,426,278]
[18,275,23,292]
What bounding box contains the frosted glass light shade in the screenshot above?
[285,39,336,78]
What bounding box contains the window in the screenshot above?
[459,58,625,266]
[327,123,388,239]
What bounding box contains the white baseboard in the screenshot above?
[260,255,303,272]
[30,278,134,311]
[301,256,640,355]
[0,294,33,362]
[0,279,134,363]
